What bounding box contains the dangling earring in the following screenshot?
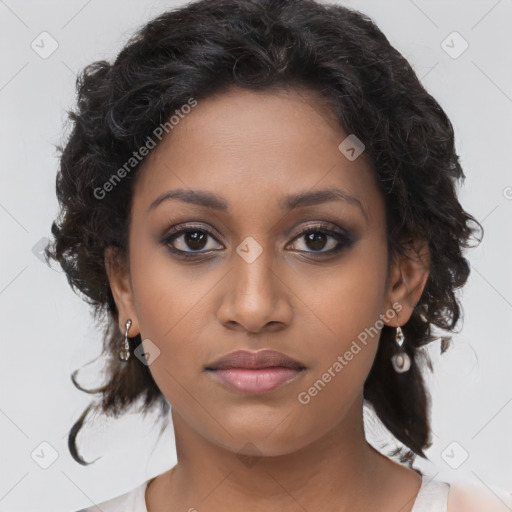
[119,319,132,362]
[391,324,411,373]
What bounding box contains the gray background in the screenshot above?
[1,0,511,511]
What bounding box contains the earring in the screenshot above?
[118,319,132,362]
[391,325,411,373]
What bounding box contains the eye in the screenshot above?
[162,226,223,256]
[161,222,354,260]
[287,223,353,255]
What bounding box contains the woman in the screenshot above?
[46,0,510,510]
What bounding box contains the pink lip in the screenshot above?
[205,349,306,395]
[208,367,303,394]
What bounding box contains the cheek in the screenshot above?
[305,236,389,353]
[127,240,218,398]
[294,237,388,400]
[129,238,214,340]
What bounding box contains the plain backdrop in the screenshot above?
[1,0,511,511]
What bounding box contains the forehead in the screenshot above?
[132,86,381,223]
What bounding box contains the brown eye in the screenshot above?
[304,232,330,251]
[288,225,353,255]
[163,226,223,255]
[181,230,207,251]
[161,222,354,260]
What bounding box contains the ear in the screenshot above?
[384,238,430,326]
[104,246,140,336]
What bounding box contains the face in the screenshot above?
[107,86,428,457]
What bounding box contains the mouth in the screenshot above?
[205,349,306,395]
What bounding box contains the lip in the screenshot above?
[205,349,306,395]
[206,349,305,370]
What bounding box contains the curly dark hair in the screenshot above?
[45,0,482,466]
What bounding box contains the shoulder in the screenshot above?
[75,481,149,512]
[447,479,512,512]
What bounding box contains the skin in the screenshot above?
[106,86,430,512]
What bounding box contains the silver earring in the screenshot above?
[391,325,411,373]
[119,319,132,362]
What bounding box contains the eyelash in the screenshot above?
[160,222,354,260]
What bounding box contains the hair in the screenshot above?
[45,0,482,466]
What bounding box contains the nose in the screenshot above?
[216,245,293,335]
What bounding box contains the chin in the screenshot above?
[213,422,319,459]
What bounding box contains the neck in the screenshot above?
[152,395,413,511]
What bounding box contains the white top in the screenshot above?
[77,473,451,512]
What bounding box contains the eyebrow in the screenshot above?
[148,187,368,221]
